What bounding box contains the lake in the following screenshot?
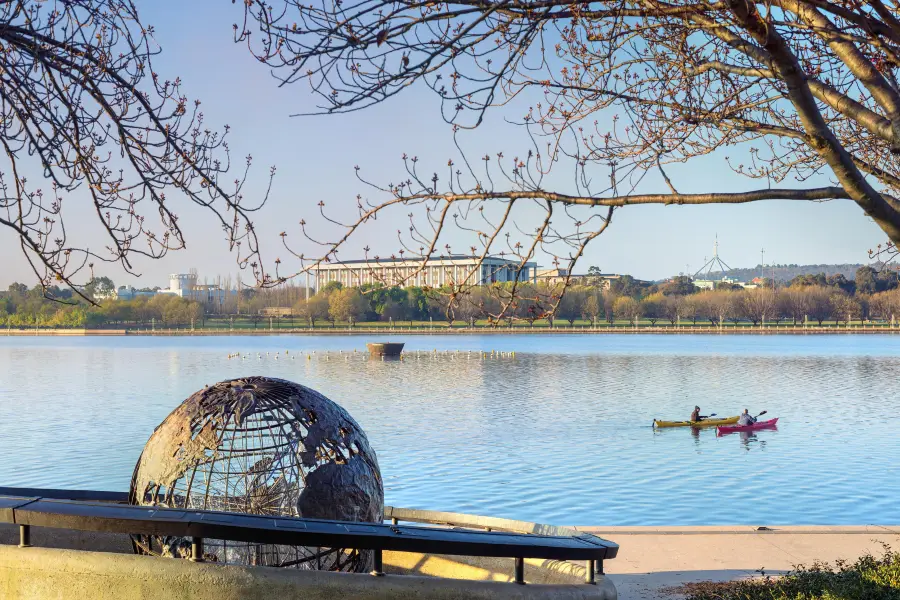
[0,334,897,526]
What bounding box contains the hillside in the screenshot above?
[701,263,865,282]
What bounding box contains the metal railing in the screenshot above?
[0,487,617,585]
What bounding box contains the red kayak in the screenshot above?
[717,418,778,434]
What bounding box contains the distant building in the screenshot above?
[313,256,537,290]
[114,286,158,300]
[693,276,756,290]
[156,272,236,308]
[534,268,621,290]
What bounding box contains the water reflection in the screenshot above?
[0,335,897,526]
[736,429,774,451]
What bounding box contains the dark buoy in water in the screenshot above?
[366,342,404,357]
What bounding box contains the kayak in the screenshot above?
[653,416,739,428]
[717,418,779,434]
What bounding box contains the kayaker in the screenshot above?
[690,406,701,422]
[737,409,757,426]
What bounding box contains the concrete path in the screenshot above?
[574,526,900,600]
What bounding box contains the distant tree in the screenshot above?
[587,266,602,277]
[84,277,116,300]
[726,292,744,326]
[7,283,28,297]
[855,267,879,295]
[742,288,776,326]
[426,294,453,326]
[696,291,734,326]
[380,299,404,322]
[790,273,828,288]
[641,294,663,326]
[613,296,642,325]
[832,293,862,325]
[771,292,789,325]
[321,281,344,295]
[295,294,330,327]
[660,295,680,325]
[869,290,900,322]
[855,266,898,296]
[610,275,651,299]
[677,295,700,326]
[329,288,368,325]
[404,287,430,323]
[602,292,618,324]
[453,291,482,326]
[659,276,698,296]
[783,287,810,325]
[556,287,587,326]
[694,292,717,326]
[581,293,602,325]
[805,287,834,325]
[827,273,856,295]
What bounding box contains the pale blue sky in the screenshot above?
[0,0,885,288]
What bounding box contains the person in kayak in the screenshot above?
[690,406,702,422]
[737,409,757,426]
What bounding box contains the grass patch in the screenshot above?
[678,547,900,600]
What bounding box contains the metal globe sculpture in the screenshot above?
[129,376,383,571]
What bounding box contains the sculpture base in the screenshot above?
[366,342,405,357]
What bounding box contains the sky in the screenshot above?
[0,0,887,289]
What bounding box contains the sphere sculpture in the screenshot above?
[129,376,383,572]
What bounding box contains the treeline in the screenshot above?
[556,286,900,326]
[3,264,900,328]
[290,279,900,326]
[703,263,865,283]
[0,284,204,327]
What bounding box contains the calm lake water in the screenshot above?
[0,334,897,526]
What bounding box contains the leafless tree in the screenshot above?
[238,0,900,318]
[869,288,900,320]
[782,286,808,324]
[742,287,776,325]
[806,286,834,324]
[1,1,272,302]
[677,295,701,325]
[660,295,680,325]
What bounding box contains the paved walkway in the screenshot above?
[574,526,900,600]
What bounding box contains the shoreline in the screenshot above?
[590,525,900,600]
[574,524,900,534]
[4,326,900,336]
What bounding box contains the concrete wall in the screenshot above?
[0,545,615,600]
[0,527,615,599]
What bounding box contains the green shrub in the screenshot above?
[681,547,900,600]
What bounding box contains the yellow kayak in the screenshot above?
[653,416,739,428]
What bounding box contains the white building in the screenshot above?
[693,276,756,290]
[114,286,158,300]
[314,256,537,290]
[156,272,236,307]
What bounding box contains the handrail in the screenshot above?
[0,487,128,503]
[0,487,617,584]
[384,506,583,537]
